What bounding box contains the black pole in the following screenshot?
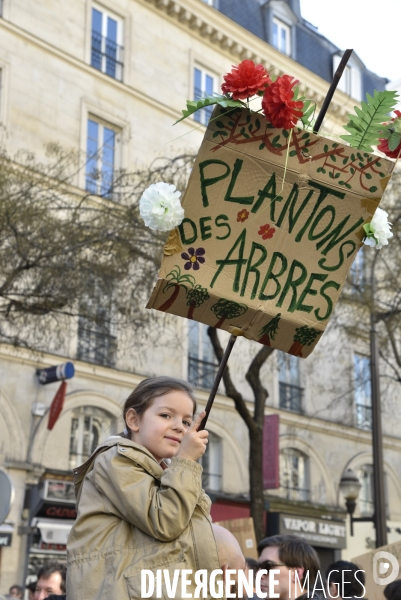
[313,49,353,134]
[198,333,238,431]
[370,312,388,547]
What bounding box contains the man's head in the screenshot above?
[33,563,66,600]
[326,560,365,598]
[257,534,320,599]
[9,587,23,599]
[213,524,247,597]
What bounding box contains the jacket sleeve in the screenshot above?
[93,451,204,541]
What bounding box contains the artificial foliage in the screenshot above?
[340,90,399,153]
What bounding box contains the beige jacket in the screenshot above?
[67,437,221,600]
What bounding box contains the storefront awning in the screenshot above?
[31,518,74,545]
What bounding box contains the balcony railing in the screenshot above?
[188,356,218,389]
[356,403,372,431]
[91,31,124,81]
[280,485,310,502]
[279,382,304,413]
[77,321,117,368]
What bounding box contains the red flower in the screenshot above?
[221,60,271,101]
[262,75,304,129]
[378,110,401,158]
[258,224,276,240]
[237,209,249,222]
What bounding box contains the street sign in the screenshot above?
[0,469,14,524]
[36,362,75,385]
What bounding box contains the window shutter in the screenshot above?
[333,54,346,93]
[351,67,362,101]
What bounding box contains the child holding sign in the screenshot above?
[67,376,221,600]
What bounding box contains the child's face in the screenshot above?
[126,391,194,462]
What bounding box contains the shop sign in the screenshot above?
[275,512,346,549]
[0,533,12,547]
[37,503,77,520]
[44,480,75,504]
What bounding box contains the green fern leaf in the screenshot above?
[340,90,399,152]
[174,95,245,125]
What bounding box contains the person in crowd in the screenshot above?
[26,581,37,600]
[213,523,248,598]
[67,376,220,600]
[326,560,365,599]
[257,534,320,599]
[385,579,401,600]
[33,563,66,600]
[8,587,23,599]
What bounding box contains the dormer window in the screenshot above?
[333,54,362,101]
[272,17,291,55]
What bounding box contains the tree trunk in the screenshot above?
[258,334,271,346]
[187,303,196,319]
[288,341,303,357]
[248,424,265,543]
[215,316,225,328]
[158,284,180,312]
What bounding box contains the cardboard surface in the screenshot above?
[215,517,258,560]
[147,106,394,357]
[352,540,401,600]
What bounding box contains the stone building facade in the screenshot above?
[0,0,400,590]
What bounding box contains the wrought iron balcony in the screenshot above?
[188,356,218,389]
[356,403,372,431]
[279,382,304,413]
[91,31,124,81]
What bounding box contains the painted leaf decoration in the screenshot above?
[340,89,399,152]
[174,95,245,125]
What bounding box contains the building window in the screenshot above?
[69,406,116,469]
[349,248,365,290]
[86,118,119,198]
[357,464,389,518]
[201,0,215,5]
[200,432,222,491]
[91,6,124,80]
[272,17,291,55]
[280,448,309,502]
[77,283,117,368]
[188,322,218,388]
[333,55,362,101]
[193,67,215,125]
[278,352,303,412]
[354,354,372,430]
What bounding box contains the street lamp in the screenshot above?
[340,468,374,537]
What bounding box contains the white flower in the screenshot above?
[363,207,393,250]
[139,182,184,231]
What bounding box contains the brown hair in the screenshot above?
[258,534,320,584]
[122,376,197,437]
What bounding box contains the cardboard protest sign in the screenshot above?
[147,106,394,357]
[215,517,258,560]
[352,540,401,600]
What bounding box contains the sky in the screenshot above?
[300,0,400,83]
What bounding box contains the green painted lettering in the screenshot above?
[200,216,212,240]
[240,242,268,299]
[251,172,282,216]
[276,259,308,311]
[215,214,231,240]
[314,280,340,321]
[308,206,336,241]
[199,159,231,208]
[224,159,254,205]
[316,216,364,256]
[276,184,314,231]
[179,218,197,244]
[210,229,247,292]
[296,273,328,313]
[258,252,288,301]
[295,181,345,243]
[318,240,356,271]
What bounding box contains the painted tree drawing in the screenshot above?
[186,285,210,319]
[288,325,321,357]
[258,313,281,346]
[211,299,248,329]
[157,266,195,312]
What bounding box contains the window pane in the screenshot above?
[273,22,278,49]
[205,75,214,96]
[86,120,99,193]
[106,18,118,78]
[101,127,115,196]
[107,17,117,42]
[280,27,287,53]
[92,8,102,34]
[188,321,200,359]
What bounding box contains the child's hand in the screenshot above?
[177,411,209,461]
